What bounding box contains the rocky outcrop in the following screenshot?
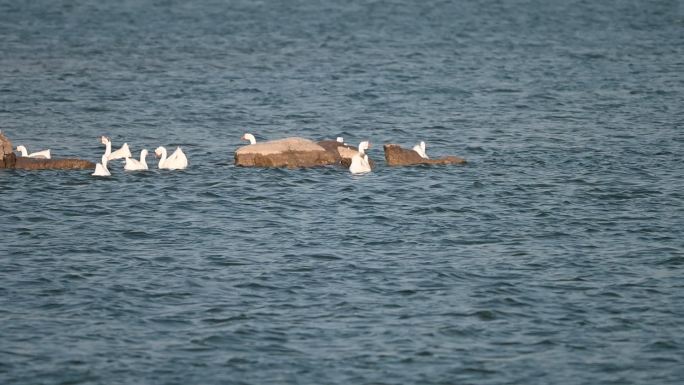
[0,132,12,158]
[317,140,376,169]
[383,144,466,166]
[235,137,338,168]
[0,132,95,170]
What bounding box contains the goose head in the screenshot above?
[154,146,166,158]
[100,136,110,145]
[358,141,370,155]
[241,133,256,145]
[336,137,344,143]
[140,149,149,159]
[16,145,27,155]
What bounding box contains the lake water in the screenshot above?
[1,0,683,384]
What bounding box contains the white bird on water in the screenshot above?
[155,146,188,170]
[100,136,132,161]
[92,154,111,177]
[16,145,51,159]
[349,141,371,174]
[412,141,428,159]
[241,133,257,145]
[124,149,149,171]
[100,136,110,156]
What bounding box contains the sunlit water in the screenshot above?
[1,1,683,384]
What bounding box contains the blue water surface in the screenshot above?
[1,0,683,384]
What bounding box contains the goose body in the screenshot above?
[124,149,149,171]
[109,142,131,160]
[100,136,131,160]
[92,154,111,176]
[412,141,428,159]
[16,145,51,159]
[349,141,371,174]
[155,146,188,170]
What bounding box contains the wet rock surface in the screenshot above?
[383,144,466,166]
[235,137,337,168]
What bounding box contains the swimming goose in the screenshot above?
[155,146,188,170]
[124,149,149,171]
[412,141,428,159]
[241,133,256,145]
[349,141,371,174]
[100,136,132,160]
[16,145,51,159]
[92,154,111,176]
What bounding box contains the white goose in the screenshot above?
[100,136,132,160]
[16,145,51,159]
[412,141,428,159]
[349,141,371,174]
[92,154,111,177]
[124,149,149,171]
[100,136,111,157]
[155,146,188,170]
[241,133,256,145]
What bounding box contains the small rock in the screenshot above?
[383,144,466,166]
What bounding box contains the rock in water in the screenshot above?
[0,132,95,170]
[0,131,15,168]
[14,157,95,170]
[235,137,337,168]
[0,131,13,158]
[383,144,466,166]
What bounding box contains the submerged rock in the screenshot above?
[383,144,466,166]
[0,132,95,170]
[235,137,337,168]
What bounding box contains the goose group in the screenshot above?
[78,133,431,177]
[91,136,187,177]
[6,131,443,176]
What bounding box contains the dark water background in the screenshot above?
[1,0,683,384]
